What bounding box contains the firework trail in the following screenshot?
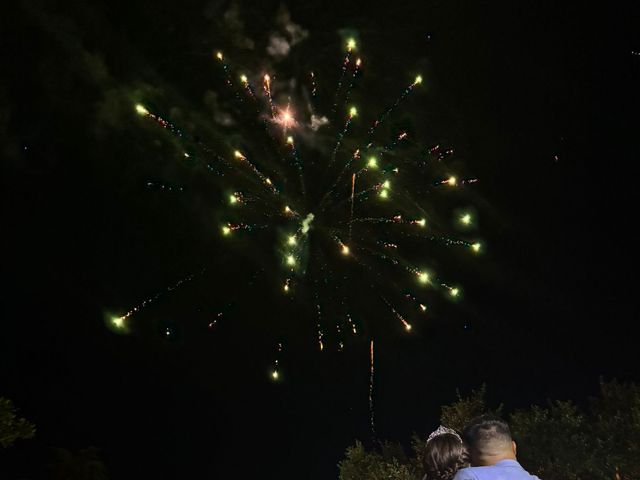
[367,75,423,141]
[331,106,358,164]
[369,340,376,439]
[239,74,257,102]
[343,57,362,106]
[263,74,276,118]
[310,71,318,98]
[332,38,357,114]
[109,269,204,331]
[349,173,356,241]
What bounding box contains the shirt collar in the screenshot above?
[494,459,521,467]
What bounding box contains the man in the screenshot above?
[453,415,540,480]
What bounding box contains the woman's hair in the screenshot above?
[422,432,469,480]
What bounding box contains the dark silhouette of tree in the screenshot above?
[0,397,35,448]
[49,447,109,480]
[338,441,416,480]
[440,384,503,432]
[511,380,640,480]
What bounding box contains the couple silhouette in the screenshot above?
[422,415,540,480]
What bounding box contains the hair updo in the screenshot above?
[422,432,469,480]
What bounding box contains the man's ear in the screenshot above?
[512,441,517,457]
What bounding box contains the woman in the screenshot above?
[422,426,469,480]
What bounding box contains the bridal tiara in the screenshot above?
[426,425,462,444]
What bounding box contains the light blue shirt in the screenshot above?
[453,460,541,480]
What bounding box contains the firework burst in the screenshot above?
[115,37,482,376]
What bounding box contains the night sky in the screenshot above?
[2,1,639,478]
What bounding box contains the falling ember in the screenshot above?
[111,316,125,329]
[135,104,149,116]
[221,223,248,236]
[397,311,412,331]
[346,314,357,335]
[239,74,257,101]
[310,71,317,97]
[263,74,276,118]
[214,51,234,89]
[381,296,413,331]
[270,342,283,381]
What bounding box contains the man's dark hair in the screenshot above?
[462,415,512,453]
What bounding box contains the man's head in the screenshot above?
[462,415,517,467]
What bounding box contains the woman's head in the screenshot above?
[422,432,469,480]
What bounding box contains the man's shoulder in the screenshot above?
[452,467,478,480]
[452,463,541,480]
